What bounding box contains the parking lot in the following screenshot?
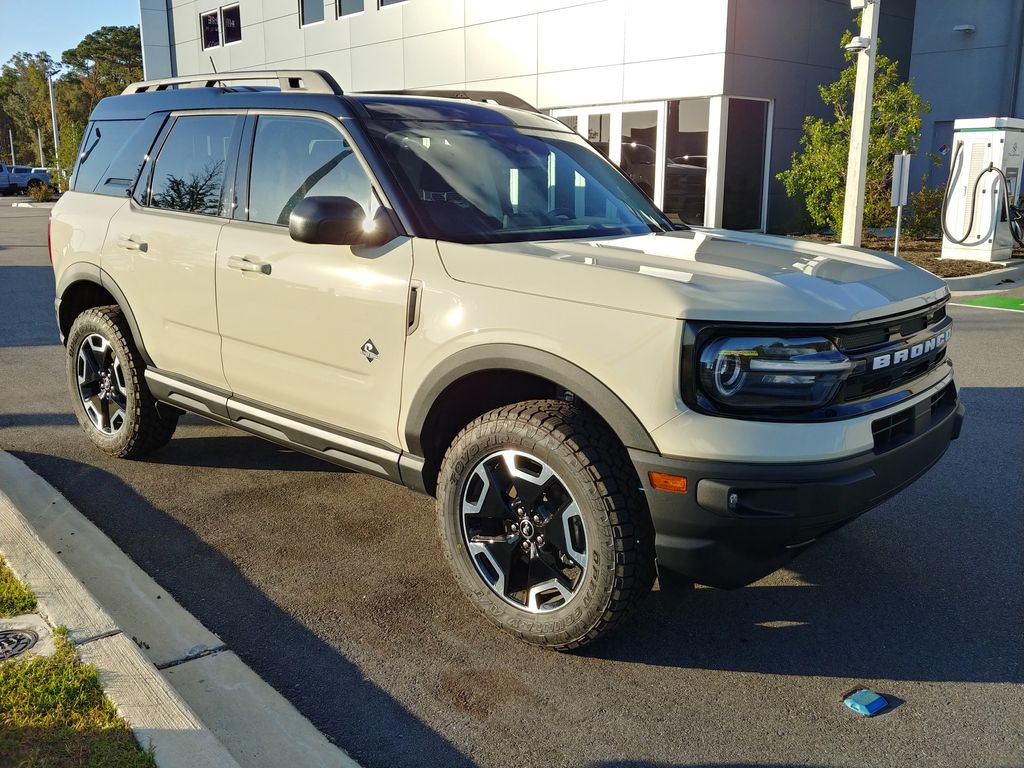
[1,201,1021,767]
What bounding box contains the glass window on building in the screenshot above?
[300,0,325,26]
[586,114,612,157]
[222,5,242,44]
[723,98,769,231]
[663,99,709,226]
[200,10,220,49]
[620,110,659,199]
[379,0,405,6]
[338,0,364,15]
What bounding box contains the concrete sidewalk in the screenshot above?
[0,450,359,768]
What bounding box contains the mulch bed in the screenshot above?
[790,233,1023,278]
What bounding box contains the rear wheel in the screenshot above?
[66,306,177,458]
[437,400,656,650]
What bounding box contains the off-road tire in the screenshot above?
[66,305,177,458]
[437,399,656,650]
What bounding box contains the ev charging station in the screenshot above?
[941,117,1024,262]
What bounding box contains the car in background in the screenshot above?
[0,164,52,193]
[14,166,52,191]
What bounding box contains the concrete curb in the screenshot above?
[0,450,360,768]
[942,259,1024,292]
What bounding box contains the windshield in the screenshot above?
[366,120,675,244]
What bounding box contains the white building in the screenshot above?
[139,0,917,232]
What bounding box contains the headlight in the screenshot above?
[698,336,853,411]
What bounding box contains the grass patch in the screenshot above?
[0,629,156,768]
[0,560,154,767]
[791,233,1023,278]
[0,560,37,617]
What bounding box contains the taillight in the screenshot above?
[47,216,53,264]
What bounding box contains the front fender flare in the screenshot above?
[404,343,658,456]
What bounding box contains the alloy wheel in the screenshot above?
[76,333,128,435]
[461,450,589,613]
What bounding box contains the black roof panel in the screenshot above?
[348,94,568,131]
[88,86,566,132]
[89,89,355,121]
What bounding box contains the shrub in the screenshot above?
[777,26,931,235]
[27,181,55,202]
[905,177,944,239]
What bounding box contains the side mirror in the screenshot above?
[288,196,378,246]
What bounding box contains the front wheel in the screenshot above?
[66,306,178,458]
[437,400,656,650]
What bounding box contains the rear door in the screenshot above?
[215,111,413,447]
[104,112,244,389]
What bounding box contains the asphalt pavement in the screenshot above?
[1,202,1022,768]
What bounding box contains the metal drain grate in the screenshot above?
[0,629,38,660]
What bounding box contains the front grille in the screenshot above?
[872,382,957,451]
[834,302,950,405]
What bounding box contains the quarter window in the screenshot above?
[300,0,325,25]
[149,115,242,216]
[247,115,375,227]
[338,0,363,16]
[201,11,220,49]
[72,120,143,193]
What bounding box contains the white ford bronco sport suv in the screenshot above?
[50,71,964,649]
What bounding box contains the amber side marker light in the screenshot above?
[648,472,688,494]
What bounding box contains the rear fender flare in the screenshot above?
[56,263,152,365]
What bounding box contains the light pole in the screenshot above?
[841,0,881,247]
[47,65,62,171]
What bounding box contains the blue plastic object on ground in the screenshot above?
[843,688,888,716]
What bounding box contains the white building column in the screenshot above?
[705,95,729,228]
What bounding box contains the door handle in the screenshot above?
[116,235,147,252]
[227,255,272,275]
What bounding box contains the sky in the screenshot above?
[0,0,141,68]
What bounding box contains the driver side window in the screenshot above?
[247,114,374,227]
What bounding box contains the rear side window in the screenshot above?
[149,115,243,216]
[247,114,374,226]
[72,120,143,193]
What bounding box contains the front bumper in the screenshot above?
[631,383,965,589]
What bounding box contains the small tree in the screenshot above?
[778,28,930,234]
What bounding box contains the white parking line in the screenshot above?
[949,302,1024,314]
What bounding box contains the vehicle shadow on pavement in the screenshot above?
[586,386,1023,684]
[0,266,60,347]
[9,450,477,768]
[150,431,355,473]
[0,413,78,427]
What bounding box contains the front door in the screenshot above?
[215,112,413,447]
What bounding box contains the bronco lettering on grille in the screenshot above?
[871,328,951,371]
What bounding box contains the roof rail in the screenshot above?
[121,70,343,96]
[370,89,540,113]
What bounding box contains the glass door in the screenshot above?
[552,102,667,209]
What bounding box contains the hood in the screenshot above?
[437,229,949,324]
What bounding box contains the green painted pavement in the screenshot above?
[957,296,1024,311]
